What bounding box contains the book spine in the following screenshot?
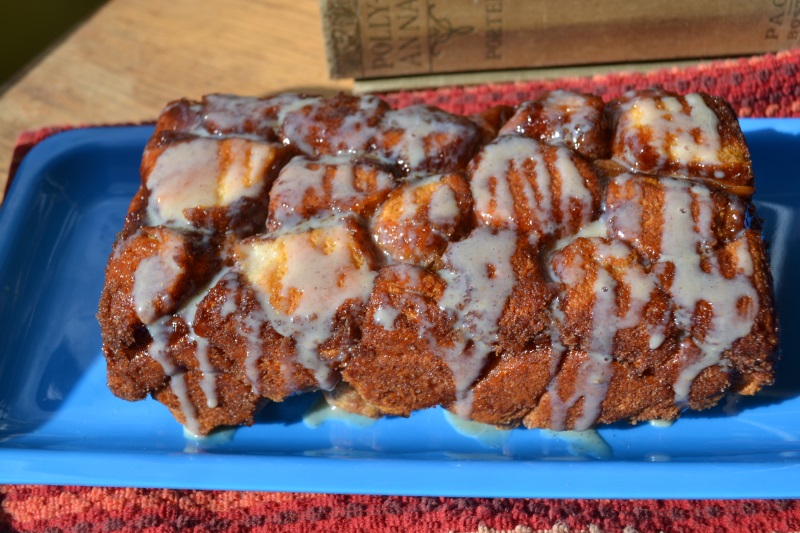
[320,0,800,79]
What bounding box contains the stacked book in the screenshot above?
[320,0,798,86]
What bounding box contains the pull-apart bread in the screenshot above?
[98,89,778,435]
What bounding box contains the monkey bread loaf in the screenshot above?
[97,89,778,435]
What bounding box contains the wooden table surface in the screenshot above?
[0,0,351,203]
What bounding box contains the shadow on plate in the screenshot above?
[253,392,321,426]
[740,128,800,408]
[0,127,146,435]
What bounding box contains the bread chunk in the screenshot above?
[98,89,778,434]
[154,93,311,140]
[499,90,610,160]
[606,88,754,196]
[468,135,601,238]
[376,105,483,174]
[279,94,390,157]
[344,264,461,416]
[267,155,395,231]
[323,382,385,419]
[233,216,380,386]
[371,172,472,268]
[141,134,290,234]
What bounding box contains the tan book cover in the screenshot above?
[320,0,799,79]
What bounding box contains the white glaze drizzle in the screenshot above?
[470,135,538,229]
[273,94,325,125]
[500,90,600,150]
[146,316,174,372]
[612,91,723,171]
[539,90,599,144]
[598,240,669,350]
[427,180,461,226]
[236,217,377,389]
[378,105,475,172]
[145,139,218,228]
[196,271,271,395]
[540,429,612,459]
[145,137,276,228]
[132,232,184,324]
[372,303,401,331]
[211,273,270,393]
[268,155,394,228]
[547,238,664,430]
[469,136,594,235]
[605,173,759,403]
[442,410,510,448]
[303,394,377,428]
[662,184,757,402]
[437,228,518,416]
[279,95,381,156]
[180,274,228,410]
[146,316,201,435]
[573,261,617,431]
[141,266,232,422]
[554,146,594,223]
[201,94,281,137]
[169,373,200,436]
[550,218,609,252]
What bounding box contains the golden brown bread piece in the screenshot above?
[139,132,292,236]
[605,88,754,197]
[468,346,555,428]
[266,155,396,231]
[99,226,221,401]
[343,264,460,416]
[498,90,610,160]
[467,135,602,239]
[280,94,390,157]
[191,270,322,403]
[470,104,516,144]
[371,172,473,268]
[376,105,484,174]
[151,367,264,436]
[154,93,305,141]
[98,89,778,435]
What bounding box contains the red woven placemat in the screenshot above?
[378,48,800,118]
[3,49,800,533]
[1,486,799,532]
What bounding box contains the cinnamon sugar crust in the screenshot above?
[98,89,778,434]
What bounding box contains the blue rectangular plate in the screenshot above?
[1,121,799,498]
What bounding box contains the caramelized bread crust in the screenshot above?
[98,89,778,434]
